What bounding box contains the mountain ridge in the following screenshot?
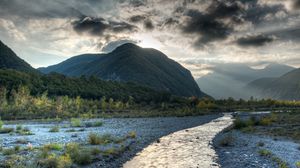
[39,43,207,98]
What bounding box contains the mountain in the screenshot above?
[0,40,37,73]
[246,68,300,100]
[39,43,207,98]
[39,54,102,74]
[196,63,295,99]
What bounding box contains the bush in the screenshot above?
[85,121,103,127]
[0,127,14,134]
[259,117,273,126]
[16,125,23,131]
[0,119,3,129]
[127,131,137,139]
[70,118,82,127]
[258,149,272,157]
[65,143,91,165]
[38,153,72,168]
[233,118,248,129]
[2,147,18,155]
[88,133,115,145]
[49,126,60,133]
[16,127,34,135]
[43,143,63,151]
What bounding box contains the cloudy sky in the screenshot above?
[0,0,300,78]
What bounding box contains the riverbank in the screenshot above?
[0,115,220,167]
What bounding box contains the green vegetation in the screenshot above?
[234,112,300,142]
[70,118,82,127]
[49,126,60,133]
[258,149,289,168]
[85,121,103,127]
[43,143,63,151]
[296,161,300,168]
[258,149,272,157]
[88,133,116,145]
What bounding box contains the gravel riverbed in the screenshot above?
[0,115,220,168]
[214,130,300,168]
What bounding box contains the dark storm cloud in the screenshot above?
[237,35,275,47]
[182,9,232,46]
[129,15,147,23]
[72,16,137,36]
[294,0,300,9]
[144,19,155,30]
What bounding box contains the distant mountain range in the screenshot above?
[0,40,37,73]
[247,68,300,100]
[39,43,207,98]
[197,63,295,99]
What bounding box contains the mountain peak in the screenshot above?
[114,43,141,51]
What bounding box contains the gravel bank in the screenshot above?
[214,131,300,168]
[0,115,220,168]
[123,114,233,168]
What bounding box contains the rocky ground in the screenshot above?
[214,128,300,168]
[123,114,233,168]
[0,115,220,168]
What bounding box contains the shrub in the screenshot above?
[85,121,103,127]
[127,131,137,139]
[219,134,235,147]
[49,126,60,133]
[2,147,18,155]
[38,153,72,168]
[65,143,92,165]
[43,143,63,151]
[73,150,92,165]
[17,127,34,135]
[0,127,14,134]
[258,149,272,157]
[233,118,248,129]
[16,125,23,131]
[0,119,3,129]
[88,133,115,145]
[70,118,82,127]
[259,117,273,126]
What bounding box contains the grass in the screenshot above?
[258,149,289,168]
[88,133,116,145]
[2,146,21,155]
[49,126,60,133]
[65,143,92,165]
[16,127,34,135]
[43,143,63,151]
[84,121,103,127]
[0,127,15,134]
[127,131,137,139]
[258,149,272,157]
[70,118,82,127]
[37,153,72,168]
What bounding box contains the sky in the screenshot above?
[0,0,300,78]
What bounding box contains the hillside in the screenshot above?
[0,40,37,73]
[197,63,295,99]
[40,43,207,98]
[247,68,300,100]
